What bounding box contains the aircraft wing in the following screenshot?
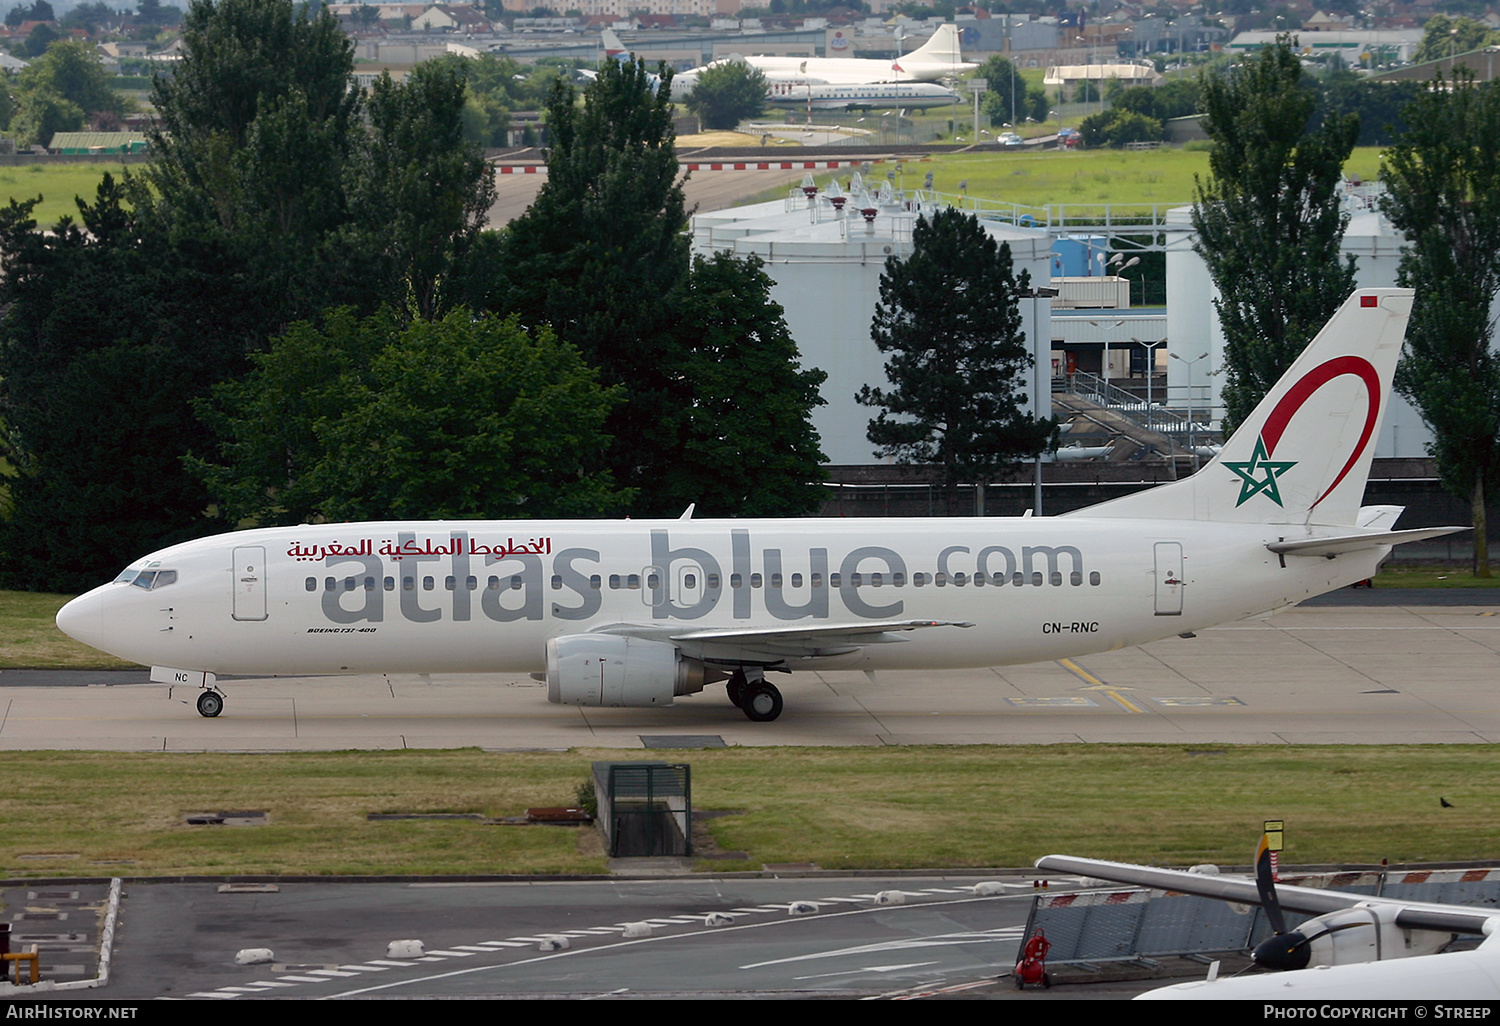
[596,620,972,662]
[1035,855,1499,936]
[1268,526,1467,558]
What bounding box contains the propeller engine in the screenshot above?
[1251,836,1453,970]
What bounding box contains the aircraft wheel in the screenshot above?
[726,676,746,709]
[1014,975,1025,991]
[742,682,782,722]
[196,691,223,718]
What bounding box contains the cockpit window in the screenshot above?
[113,568,139,585]
[129,570,177,591]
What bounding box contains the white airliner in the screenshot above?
[670,24,976,101]
[56,289,1460,722]
[763,79,958,111]
[1037,844,1500,1000]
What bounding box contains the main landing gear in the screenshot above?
[726,668,783,723]
[196,687,225,718]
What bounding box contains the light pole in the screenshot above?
[1023,286,1060,514]
[1131,336,1167,435]
[1088,318,1123,383]
[1108,253,1140,305]
[1171,351,1210,469]
[970,77,986,145]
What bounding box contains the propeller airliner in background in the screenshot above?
[1038,835,1500,1000]
[669,24,977,101]
[57,289,1462,722]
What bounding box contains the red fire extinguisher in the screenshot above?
[1014,929,1052,989]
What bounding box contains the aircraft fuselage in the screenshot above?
[60,516,1383,678]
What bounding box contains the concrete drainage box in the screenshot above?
[593,762,691,858]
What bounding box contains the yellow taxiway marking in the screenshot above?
[1056,659,1145,713]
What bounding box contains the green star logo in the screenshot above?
[1224,436,1298,507]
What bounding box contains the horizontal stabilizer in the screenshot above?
[1268,526,1468,558]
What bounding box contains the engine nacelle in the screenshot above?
[546,634,716,708]
[1302,903,1452,965]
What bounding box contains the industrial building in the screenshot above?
[688,173,1436,482]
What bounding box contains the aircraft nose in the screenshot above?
[56,589,105,649]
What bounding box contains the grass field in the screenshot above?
[0,145,1389,227]
[0,744,1490,878]
[0,591,136,669]
[845,146,1384,212]
[1371,565,1500,588]
[0,163,139,226]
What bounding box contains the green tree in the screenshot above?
[1192,37,1359,431]
[61,2,114,31]
[0,0,502,589]
[194,309,629,524]
[856,208,1055,512]
[684,60,766,131]
[343,62,496,321]
[9,87,79,146]
[20,21,56,57]
[1316,72,1421,147]
[142,0,361,335]
[498,55,687,381]
[648,253,827,516]
[497,57,689,510]
[1111,79,1201,123]
[11,39,126,146]
[1380,75,1500,576]
[456,52,520,147]
[1078,108,1163,147]
[135,0,180,26]
[974,54,1047,126]
[1411,15,1498,65]
[145,0,356,209]
[0,178,241,591]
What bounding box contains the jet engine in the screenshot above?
[546,635,721,707]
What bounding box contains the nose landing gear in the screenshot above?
[196,688,225,718]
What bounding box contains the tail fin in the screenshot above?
[1071,288,1414,527]
[906,24,964,64]
[602,28,626,59]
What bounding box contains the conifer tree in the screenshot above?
[856,207,1055,512]
[1380,74,1500,576]
[1192,38,1358,431]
